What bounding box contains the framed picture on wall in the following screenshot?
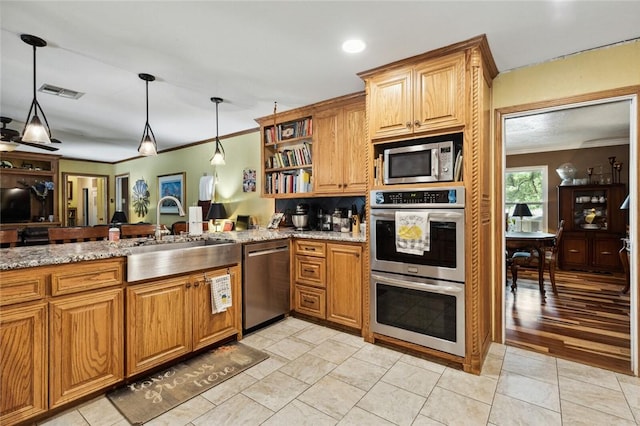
[157,172,186,214]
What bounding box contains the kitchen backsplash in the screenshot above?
[275,196,366,230]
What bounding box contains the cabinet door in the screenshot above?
[368,68,413,139]
[342,102,367,193]
[560,234,588,268]
[49,288,124,408]
[0,302,47,425]
[592,237,623,270]
[192,266,241,350]
[326,243,362,329]
[314,110,343,194]
[414,53,466,131]
[126,277,191,376]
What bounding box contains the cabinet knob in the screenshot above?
[405,122,412,129]
[194,282,200,287]
[186,283,191,288]
[414,120,421,128]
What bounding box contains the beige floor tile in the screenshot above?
[560,399,638,425]
[488,342,507,359]
[281,316,314,330]
[279,352,337,384]
[436,367,498,404]
[244,352,287,380]
[256,321,300,341]
[420,386,490,426]
[380,360,440,398]
[502,351,558,384]
[337,406,396,425]
[76,397,126,426]
[329,356,388,391]
[308,339,359,364]
[200,371,257,405]
[240,332,276,350]
[506,346,557,364]
[352,342,402,369]
[329,331,367,349]
[192,393,273,425]
[496,370,560,411]
[38,409,89,426]
[356,381,426,426]
[480,353,504,381]
[298,375,366,420]
[294,323,340,344]
[557,358,621,391]
[241,370,308,411]
[618,378,640,410]
[262,399,337,426]
[265,336,314,360]
[411,414,447,425]
[399,353,446,375]
[144,395,214,426]
[488,393,561,426]
[559,376,635,421]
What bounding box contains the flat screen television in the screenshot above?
[1,188,31,223]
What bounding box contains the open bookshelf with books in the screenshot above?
[257,109,314,198]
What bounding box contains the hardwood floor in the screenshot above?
[505,267,632,374]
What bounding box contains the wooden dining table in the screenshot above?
[506,231,556,295]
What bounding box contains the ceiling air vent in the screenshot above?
[39,84,84,100]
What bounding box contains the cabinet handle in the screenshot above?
[304,269,314,273]
[601,251,612,255]
[405,121,412,129]
[569,249,580,253]
[414,120,421,128]
[186,283,191,288]
[302,297,315,304]
[304,247,316,251]
[194,282,200,287]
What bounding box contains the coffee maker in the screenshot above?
[292,203,309,230]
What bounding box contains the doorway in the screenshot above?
[115,174,129,219]
[496,90,637,375]
[62,173,109,227]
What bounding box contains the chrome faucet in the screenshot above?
[156,195,186,240]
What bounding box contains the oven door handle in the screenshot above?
[370,212,464,220]
[371,273,463,295]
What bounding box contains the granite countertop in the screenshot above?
[0,229,366,271]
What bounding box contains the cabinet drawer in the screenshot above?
[294,240,326,257]
[294,285,325,319]
[295,255,326,287]
[0,268,47,306]
[51,259,124,296]
[592,239,623,269]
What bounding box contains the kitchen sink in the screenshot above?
[126,238,240,282]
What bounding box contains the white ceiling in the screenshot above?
[1,1,639,162]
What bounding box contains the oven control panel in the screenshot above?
[370,187,465,208]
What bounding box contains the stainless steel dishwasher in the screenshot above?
[243,239,290,332]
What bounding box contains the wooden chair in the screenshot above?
[0,229,20,248]
[48,226,109,244]
[511,220,564,294]
[120,223,157,238]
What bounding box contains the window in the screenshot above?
[505,166,548,232]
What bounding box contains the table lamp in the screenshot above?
[110,211,128,224]
[206,202,227,232]
[512,203,532,232]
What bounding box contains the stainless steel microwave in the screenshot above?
[383,141,455,184]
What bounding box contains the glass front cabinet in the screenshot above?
[557,183,627,272]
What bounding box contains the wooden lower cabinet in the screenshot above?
[293,240,362,329]
[49,288,124,408]
[560,231,624,272]
[0,302,48,425]
[326,243,362,329]
[127,265,241,377]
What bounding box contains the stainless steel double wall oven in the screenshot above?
[370,187,465,356]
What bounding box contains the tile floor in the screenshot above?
[40,317,640,425]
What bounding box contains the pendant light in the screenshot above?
[209,97,225,165]
[20,34,53,144]
[138,73,157,156]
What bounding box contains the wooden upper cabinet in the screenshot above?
[314,95,367,195]
[365,51,466,140]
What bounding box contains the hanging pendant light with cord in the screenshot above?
[20,34,53,144]
[209,97,225,165]
[138,73,157,156]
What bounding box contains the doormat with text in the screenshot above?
[107,342,268,425]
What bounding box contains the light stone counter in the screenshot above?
[0,229,366,271]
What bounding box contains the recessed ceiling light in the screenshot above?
[342,39,366,54]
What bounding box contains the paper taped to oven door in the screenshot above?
[395,211,429,254]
